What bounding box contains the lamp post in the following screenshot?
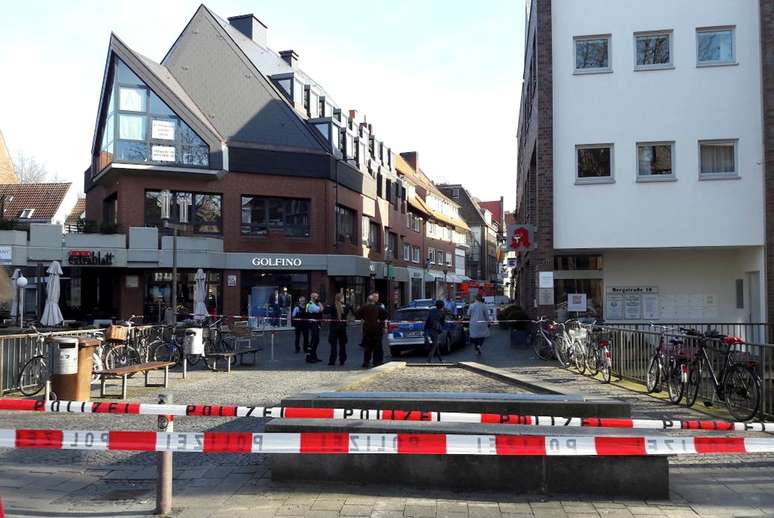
[16,274,28,328]
[443,267,449,300]
[160,190,188,324]
[384,245,392,317]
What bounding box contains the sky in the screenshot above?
[0,0,525,210]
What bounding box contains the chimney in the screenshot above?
[348,109,358,121]
[401,152,418,170]
[279,50,299,67]
[228,14,268,46]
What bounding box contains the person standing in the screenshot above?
[292,296,308,353]
[305,292,323,363]
[355,293,388,368]
[278,287,292,326]
[425,300,446,363]
[444,294,458,318]
[467,294,491,355]
[326,292,353,366]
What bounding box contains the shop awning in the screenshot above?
[457,275,471,282]
[424,271,444,282]
[447,274,462,284]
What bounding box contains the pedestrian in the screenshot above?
[305,292,323,363]
[326,292,353,366]
[444,294,458,318]
[467,293,491,355]
[292,296,308,353]
[425,299,446,363]
[355,293,388,368]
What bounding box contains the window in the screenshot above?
[193,194,223,234]
[241,196,310,237]
[145,190,220,234]
[19,209,34,219]
[368,221,380,249]
[403,243,411,261]
[451,188,460,199]
[446,253,453,267]
[413,216,421,232]
[105,59,209,170]
[388,232,398,259]
[428,248,435,264]
[697,27,736,66]
[437,251,445,266]
[377,173,383,198]
[635,31,672,70]
[699,140,738,179]
[554,255,603,271]
[574,35,611,73]
[385,179,392,202]
[637,142,674,181]
[576,144,614,183]
[336,205,357,244]
[412,246,421,263]
[361,216,369,245]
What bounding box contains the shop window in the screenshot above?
[241,196,310,237]
[101,58,210,170]
[335,205,357,244]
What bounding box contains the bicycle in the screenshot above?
[567,321,588,374]
[583,323,613,384]
[532,317,557,361]
[103,316,142,370]
[151,325,195,367]
[645,325,688,404]
[552,320,579,369]
[16,326,50,397]
[683,329,761,421]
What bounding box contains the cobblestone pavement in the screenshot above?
[2,328,774,517]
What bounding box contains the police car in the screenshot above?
[386,306,466,357]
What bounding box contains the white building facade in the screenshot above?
[516,0,769,324]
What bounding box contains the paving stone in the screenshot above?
[311,499,346,511]
[404,504,438,517]
[339,504,374,516]
[500,503,532,513]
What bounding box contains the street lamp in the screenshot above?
[443,267,449,300]
[16,273,28,328]
[160,190,188,324]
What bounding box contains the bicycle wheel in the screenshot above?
[666,360,685,404]
[104,344,141,370]
[586,345,600,376]
[600,350,612,384]
[645,355,660,393]
[685,361,702,408]
[533,334,553,361]
[17,355,48,396]
[573,340,586,374]
[553,336,568,368]
[152,340,182,366]
[723,365,761,422]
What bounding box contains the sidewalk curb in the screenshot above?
[458,361,565,395]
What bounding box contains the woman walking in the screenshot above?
[467,294,491,355]
[326,292,353,366]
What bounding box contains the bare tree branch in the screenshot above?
[12,151,55,183]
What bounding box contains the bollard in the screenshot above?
[44,380,51,402]
[155,392,173,516]
[270,332,276,362]
[182,356,187,380]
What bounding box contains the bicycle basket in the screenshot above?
[105,325,129,342]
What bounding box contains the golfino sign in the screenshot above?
[251,257,303,267]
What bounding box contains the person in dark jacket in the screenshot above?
[326,292,353,366]
[305,292,323,363]
[425,300,446,363]
[355,293,389,368]
[291,296,308,353]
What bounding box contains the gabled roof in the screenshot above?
[0,182,71,221]
[479,200,503,227]
[160,5,329,154]
[66,197,86,225]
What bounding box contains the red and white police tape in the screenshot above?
[0,399,770,432]
[0,429,772,456]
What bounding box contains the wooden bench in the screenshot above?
[205,352,237,373]
[97,361,175,399]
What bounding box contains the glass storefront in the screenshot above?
[144,270,222,322]
[330,276,366,307]
[240,271,310,320]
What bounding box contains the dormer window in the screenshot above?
[319,96,326,118]
[19,209,35,219]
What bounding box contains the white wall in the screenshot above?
[603,247,765,323]
[552,0,764,249]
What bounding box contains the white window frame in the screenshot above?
[696,26,737,67]
[634,30,674,71]
[403,243,411,261]
[698,139,739,180]
[573,34,613,75]
[575,143,615,185]
[636,141,676,182]
[19,209,35,219]
[428,247,435,264]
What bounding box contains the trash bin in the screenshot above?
[50,337,99,400]
[184,328,204,356]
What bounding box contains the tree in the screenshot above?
[12,151,55,183]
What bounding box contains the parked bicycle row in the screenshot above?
[530,318,762,422]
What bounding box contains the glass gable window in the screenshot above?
[145,190,221,234]
[697,27,736,65]
[576,145,614,183]
[97,58,210,172]
[700,140,738,178]
[635,31,672,70]
[336,205,357,244]
[241,196,310,237]
[574,35,611,73]
[637,142,674,180]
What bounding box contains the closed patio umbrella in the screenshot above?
[193,268,208,320]
[41,261,63,327]
[9,268,19,319]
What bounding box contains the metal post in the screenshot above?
[270,331,276,362]
[18,284,24,329]
[156,392,173,515]
[171,229,177,325]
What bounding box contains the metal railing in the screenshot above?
[605,322,770,346]
[0,325,166,395]
[603,324,773,419]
